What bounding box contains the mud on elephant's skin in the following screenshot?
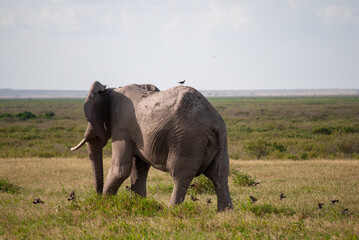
[72,81,233,212]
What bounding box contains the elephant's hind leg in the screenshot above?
[130,157,150,197]
[170,176,194,206]
[204,152,233,212]
[168,154,200,206]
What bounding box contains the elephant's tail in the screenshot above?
[205,126,233,211]
[216,128,230,178]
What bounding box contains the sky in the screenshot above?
[0,0,358,91]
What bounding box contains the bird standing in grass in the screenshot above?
[280,193,286,200]
[191,195,199,201]
[33,198,44,204]
[250,196,257,203]
[178,80,185,85]
[68,190,75,201]
[251,182,260,187]
[342,208,349,215]
[206,198,212,204]
[330,199,339,205]
[318,203,324,209]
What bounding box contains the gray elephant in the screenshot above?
[71,81,233,212]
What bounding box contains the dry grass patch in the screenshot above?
[0,158,358,239]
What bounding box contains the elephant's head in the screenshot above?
[71,81,112,194]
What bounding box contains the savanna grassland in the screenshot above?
[1,97,359,239]
[1,97,359,159]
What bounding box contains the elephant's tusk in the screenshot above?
[71,138,87,151]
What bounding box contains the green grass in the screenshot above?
[1,97,359,159]
[1,97,358,238]
[0,178,22,194]
[0,158,358,239]
[209,96,359,160]
[231,169,256,186]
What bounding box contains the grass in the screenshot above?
[209,97,359,160]
[0,97,358,238]
[1,97,359,159]
[0,158,358,239]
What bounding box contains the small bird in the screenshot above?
[250,196,257,203]
[125,185,131,191]
[206,198,212,204]
[342,208,349,215]
[190,195,199,201]
[280,193,286,201]
[56,205,61,213]
[33,198,44,204]
[178,80,185,85]
[330,199,339,205]
[68,190,75,201]
[251,182,260,187]
[318,203,324,209]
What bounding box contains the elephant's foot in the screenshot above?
[216,185,233,212]
[169,178,194,206]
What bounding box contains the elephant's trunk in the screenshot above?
[87,139,104,194]
[70,138,87,151]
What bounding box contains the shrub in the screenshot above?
[0,111,55,121]
[83,191,163,217]
[272,142,286,153]
[313,126,333,135]
[337,138,359,154]
[231,169,256,186]
[16,111,37,120]
[245,139,270,159]
[240,202,295,217]
[0,113,14,120]
[188,175,215,195]
[42,112,55,119]
[0,178,21,194]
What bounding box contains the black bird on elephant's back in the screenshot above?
[71,81,233,212]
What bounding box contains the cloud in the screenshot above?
[198,2,250,32]
[0,4,119,32]
[0,9,14,27]
[0,1,252,35]
[37,7,80,30]
[317,5,357,25]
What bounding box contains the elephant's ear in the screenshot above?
[84,81,107,141]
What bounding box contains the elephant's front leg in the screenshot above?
[103,140,134,195]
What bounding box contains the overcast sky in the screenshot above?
[0,0,358,91]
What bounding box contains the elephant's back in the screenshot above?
[137,85,223,126]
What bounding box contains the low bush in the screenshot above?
[231,169,256,186]
[245,139,270,159]
[0,178,21,194]
[240,202,295,217]
[188,175,215,195]
[82,191,163,217]
[44,111,55,119]
[313,126,333,135]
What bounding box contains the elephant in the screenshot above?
[71,81,233,212]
